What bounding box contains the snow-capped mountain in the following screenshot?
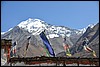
[16,18,83,38]
[2,18,96,47]
[17,18,46,35]
[1,18,84,58]
[1,18,99,66]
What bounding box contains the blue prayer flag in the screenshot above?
[40,31,55,57]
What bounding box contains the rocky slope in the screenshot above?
[70,23,99,58]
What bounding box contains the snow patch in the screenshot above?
[78,23,95,34]
[79,28,86,33]
[8,28,13,31]
[66,34,71,37]
[87,24,95,28]
[1,32,6,35]
[47,34,59,38]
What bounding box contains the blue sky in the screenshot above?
[1,1,99,32]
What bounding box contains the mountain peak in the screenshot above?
[17,18,44,27]
[26,18,43,22]
[17,18,46,34]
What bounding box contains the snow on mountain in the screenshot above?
[47,34,59,39]
[17,18,46,34]
[87,24,95,28]
[1,32,6,35]
[2,18,96,39]
[78,28,87,34]
[2,18,84,39]
[78,23,95,34]
[16,18,84,38]
[8,28,13,31]
[1,28,12,35]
